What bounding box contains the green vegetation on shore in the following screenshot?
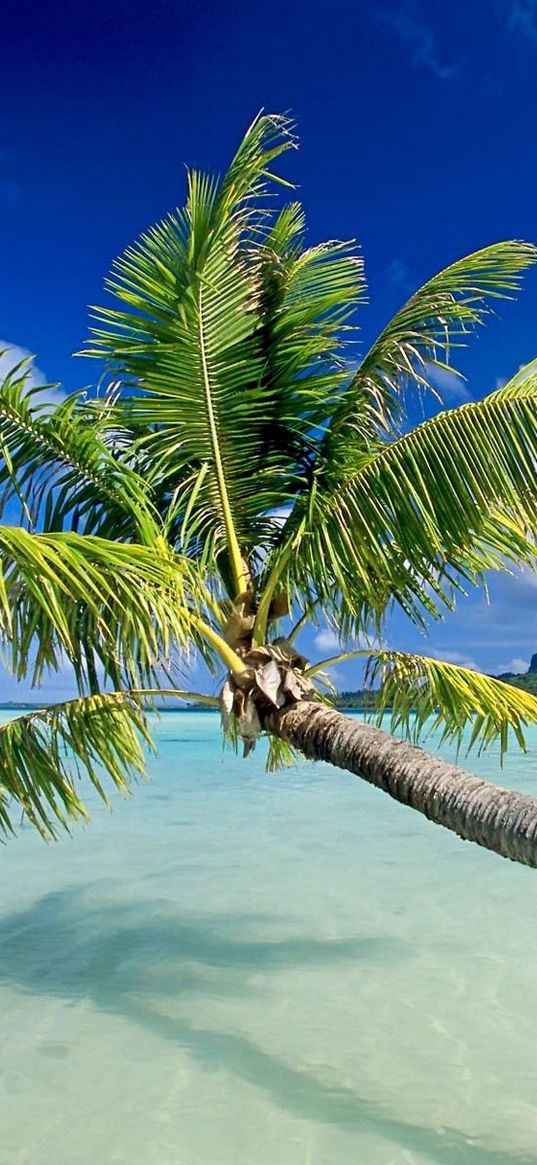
[334,690,378,710]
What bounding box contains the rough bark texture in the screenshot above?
[265,700,537,868]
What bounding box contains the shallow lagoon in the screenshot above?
[2,711,537,1164]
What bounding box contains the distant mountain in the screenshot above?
[494,654,537,695]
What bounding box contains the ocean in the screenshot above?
[1,710,537,1164]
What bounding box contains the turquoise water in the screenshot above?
[2,712,537,1164]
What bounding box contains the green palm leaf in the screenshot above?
[5,112,537,851]
[0,691,153,839]
[256,201,366,437]
[365,650,537,756]
[327,241,537,444]
[0,363,153,537]
[0,525,203,689]
[280,361,537,634]
[82,116,299,592]
[81,119,367,593]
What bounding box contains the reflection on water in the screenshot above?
[2,712,537,1164]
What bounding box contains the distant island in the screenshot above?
[334,689,378,710]
[0,701,51,710]
[0,694,381,712]
[0,658,535,714]
[0,700,215,711]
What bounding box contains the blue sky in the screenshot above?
[2,0,537,701]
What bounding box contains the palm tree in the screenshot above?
[3,112,537,865]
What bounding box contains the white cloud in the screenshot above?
[472,568,537,637]
[426,362,472,403]
[324,666,346,685]
[0,341,62,406]
[491,657,529,676]
[313,628,387,654]
[427,647,481,672]
[314,628,341,652]
[496,0,537,41]
[375,3,460,80]
[0,342,45,388]
[0,645,203,708]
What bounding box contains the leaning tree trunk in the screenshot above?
[264,700,537,868]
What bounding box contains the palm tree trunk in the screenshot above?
[264,701,537,868]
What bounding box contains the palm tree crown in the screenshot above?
[3,112,537,845]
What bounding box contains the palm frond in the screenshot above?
[80,119,367,589]
[0,525,203,690]
[82,121,290,591]
[366,650,537,757]
[279,360,537,636]
[218,109,297,210]
[266,734,299,771]
[0,691,154,839]
[0,364,153,537]
[327,241,537,443]
[255,202,366,454]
